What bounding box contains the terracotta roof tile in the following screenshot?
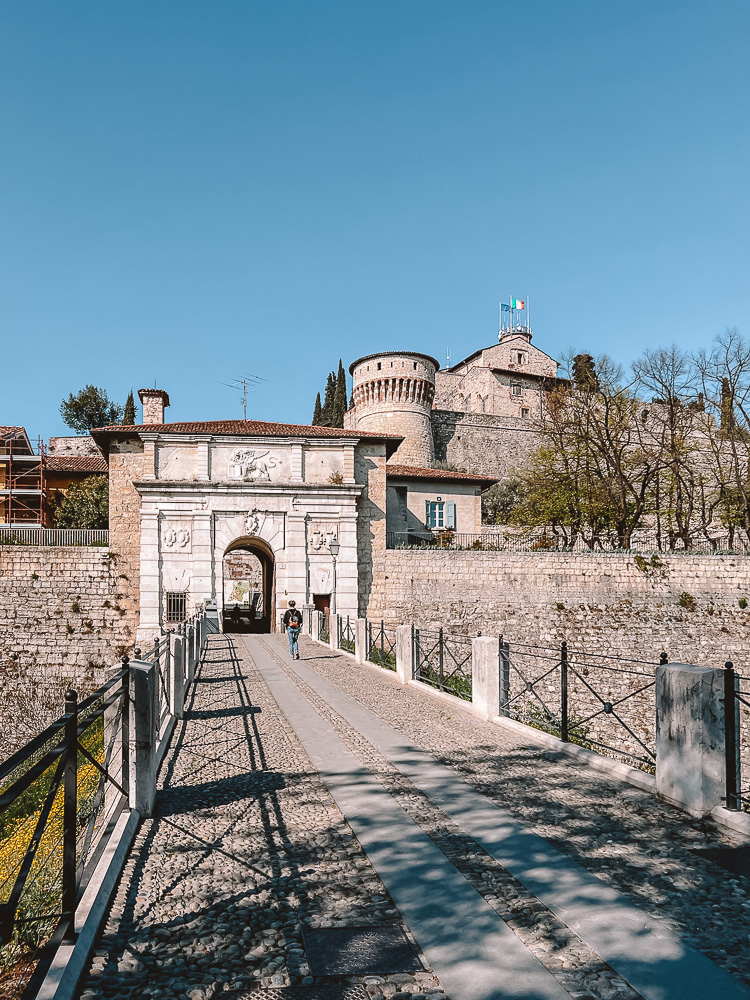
[386,463,498,483]
[46,456,108,473]
[92,419,402,441]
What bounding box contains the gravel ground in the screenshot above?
[290,634,750,991]
[77,635,448,1000]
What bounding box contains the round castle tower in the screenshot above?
[347,351,440,467]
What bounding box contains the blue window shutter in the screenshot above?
[425,500,431,528]
[446,502,456,529]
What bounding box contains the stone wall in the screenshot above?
[369,550,750,669]
[432,410,542,478]
[107,440,145,646]
[0,546,133,683]
[355,443,387,617]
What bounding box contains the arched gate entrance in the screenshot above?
[222,537,275,633]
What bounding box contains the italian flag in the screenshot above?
[511,298,525,309]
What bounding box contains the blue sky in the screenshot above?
[2,1,748,438]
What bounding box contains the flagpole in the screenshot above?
[527,294,530,333]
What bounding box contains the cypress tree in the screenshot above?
[123,390,136,425]
[312,393,322,425]
[321,372,336,425]
[332,359,347,427]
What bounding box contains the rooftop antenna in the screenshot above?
[446,347,451,369]
[219,373,267,420]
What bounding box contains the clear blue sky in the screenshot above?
[2,1,748,439]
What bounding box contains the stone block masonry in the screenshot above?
[370,550,750,668]
[0,546,133,686]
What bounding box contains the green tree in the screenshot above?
[312,393,322,425]
[332,359,347,427]
[122,390,136,425]
[51,477,109,529]
[60,386,123,434]
[320,372,337,426]
[481,479,526,524]
[572,353,600,393]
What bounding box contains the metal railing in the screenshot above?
[0,527,109,547]
[317,611,329,644]
[0,608,207,996]
[413,627,472,701]
[367,619,397,671]
[337,615,355,654]
[500,639,658,771]
[386,529,750,555]
[0,664,129,994]
[725,663,750,812]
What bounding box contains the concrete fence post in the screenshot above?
[104,659,129,817]
[395,625,413,686]
[655,662,726,817]
[170,632,185,719]
[128,659,158,818]
[330,615,339,650]
[471,637,501,721]
[355,618,367,664]
[184,623,195,686]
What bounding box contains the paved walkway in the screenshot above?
[77,634,750,1000]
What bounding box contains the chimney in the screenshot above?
[138,388,170,425]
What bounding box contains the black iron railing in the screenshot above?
[367,620,397,671]
[501,639,659,771]
[337,615,355,654]
[0,663,129,992]
[413,627,472,701]
[724,663,749,812]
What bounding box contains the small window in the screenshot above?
[390,361,393,367]
[425,500,445,530]
[521,408,530,419]
[413,362,417,369]
[511,382,522,396]
[377,362,382,370]
[166,592,187,623]
[517,352,524,364]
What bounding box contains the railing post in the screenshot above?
[62,689,78,944]
[184,622,195,686]
[104,657,130,817]
[656,661,726,816]
[499,636,510,716]
[438,627,444,688]
[725,661,740,810]
[560,641,569,743]
[472,636,502,720]
[380,619,385,667]
[395,624,414,686]
[128,657,158,818]
[355,618,367,663]
[170,629,185,719]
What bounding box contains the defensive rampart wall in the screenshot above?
[369,550,750,668]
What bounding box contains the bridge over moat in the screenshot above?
[63,633,750,1000]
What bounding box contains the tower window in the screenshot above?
[377,362,382,370]
[517,352,525,365]
[511,382,522,396]
[521,408,530,418]
[413,362,417,369]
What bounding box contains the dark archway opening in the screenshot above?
[222,539,275,633]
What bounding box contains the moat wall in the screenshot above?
[369,550,750,669]
[0,546,133,685]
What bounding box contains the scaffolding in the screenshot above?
[0,429,46,526]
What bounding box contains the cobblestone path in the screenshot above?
[77,632,750,1000]
[269,634,750,993]
[77,635,448,1000]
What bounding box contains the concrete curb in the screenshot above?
[711,805,750,838]
[37,808,140,1000]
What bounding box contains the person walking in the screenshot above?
[283,600,303,659]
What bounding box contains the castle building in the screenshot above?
[345,326,559,508]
